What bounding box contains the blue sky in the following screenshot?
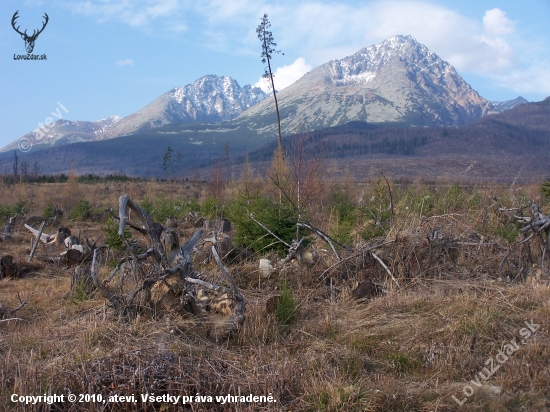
[1,0,549,149]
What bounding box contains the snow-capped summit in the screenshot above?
[97,75,267,140]
[238,35,495,132]
[0,116,122,153]
[325,35,445,87]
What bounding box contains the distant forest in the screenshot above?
[0,99,548,178]
[234,99,550,166]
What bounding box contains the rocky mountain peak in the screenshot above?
[96,74,267,140]
[491,96,529,112]
[238,35,494,132]
[324,35,442,86]
[172,75,266,110]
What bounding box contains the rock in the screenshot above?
[259,259,273,278]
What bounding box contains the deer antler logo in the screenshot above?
[11,10,49,54]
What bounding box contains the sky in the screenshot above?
[1,0,549,149]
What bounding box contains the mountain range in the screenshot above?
[1,76,266,153]
[1,35,529,154]
[1,35,545,182]
[1,97,547,182]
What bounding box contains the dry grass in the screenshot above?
[1,179,549,411]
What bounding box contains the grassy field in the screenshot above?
[0,169,549,411]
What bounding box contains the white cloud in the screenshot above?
[333,1,518,76]
[498,59,550,95]
[66,0,550,96]
[67,0,183,28]
[204,1,521,78]
[254,57,312,92]
[65,1,521,76]
[116,59,134,66]
[483,8,515,35]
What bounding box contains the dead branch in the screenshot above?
[2,219,13,240]
[498,249,512,278]
[516,202,550,274]
[29,221,46,262]
[249,213,290,247]
[108,207,147,235]
[103,248,162,286]
[317,239,395,280]
[90,247,115,301]
[31,254,61,264]
[371,251,399,288]
[165,229,203,283]
[185,277,231,294]
[0,293,27,320]
[296,221,346,258]
[84,235,102,253]
[520,216,550,233]
[277,238,305,268]
[118,194,165,256]
[24,223,53,244]
[210,245,246,342]
[12,293,27,313]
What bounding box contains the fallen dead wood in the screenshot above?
[31,255,62,264]
[0,293,27,320]
[371,251,399,288]
[296,221,345,259]
[277,238,306,268]
[317,240,396,281]
[184,276,230,294]
[25,223,87,265]
[107,206,148,235]
[516,202,550,275]
[247,216,324,270]
[118,195,165,257]
[28,221,46,262]
[249,213,290,248]
[24,223,53,244]
[2,220,12,241]
[210,245,246,342]
[87,194,246,340]
[519,205,550,240]
[102,247,162,286]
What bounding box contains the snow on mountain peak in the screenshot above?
[170,75,266,111]
[323,35,451,87]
